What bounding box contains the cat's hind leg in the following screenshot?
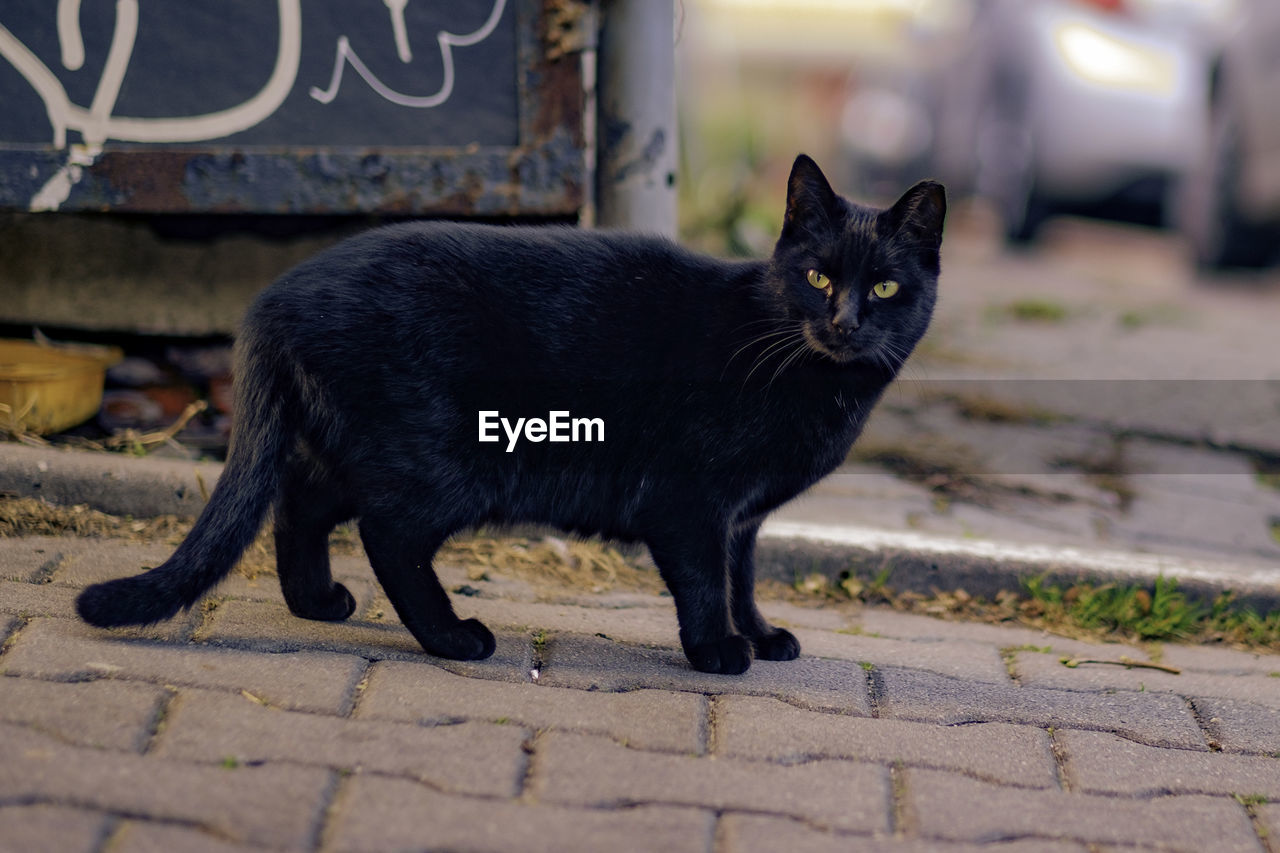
[729,520,800,661]
[274,454,358,622]
[358,514,495,661]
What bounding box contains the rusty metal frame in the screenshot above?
[0,0,589,217]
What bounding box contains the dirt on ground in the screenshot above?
[0,495,662,595]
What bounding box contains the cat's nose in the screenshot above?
[832,307,859,336]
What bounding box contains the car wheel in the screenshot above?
[1181,100,1275,269]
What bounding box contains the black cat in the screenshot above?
[77,155,945,675]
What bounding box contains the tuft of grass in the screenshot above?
[1021,575,1201,641]
[1019,575,1280,647]
[1001,299,1069,323]
[1118,311,1145,330]
[783,567,1280,651]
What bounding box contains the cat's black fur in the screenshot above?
[76,155,945,675]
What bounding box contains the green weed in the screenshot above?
[1002,299,1069,323]
[1022,575,1202,641]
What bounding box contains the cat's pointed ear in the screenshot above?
[782,154,838,238]
[882,180,947,249]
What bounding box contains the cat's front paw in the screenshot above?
[421,618,497,661]
[751,627,801,661]
[684,634,753,675]
[288,582,357,622]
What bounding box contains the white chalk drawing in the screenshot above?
[310,0,506,108]
[0,0,505,211]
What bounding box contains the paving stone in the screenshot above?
[757,599,856,633]
[1060,728,1280,798]
[531,730,890,833]
[0,614,18,646]
[6,571,198,642]
[0,805,109,853]
[196,598,533,680]
[325,774,714,853]
[0,536,74,582]
[356,660,706,753]
[1,617,365,714]
[154,688,527,797]
[456,595,679,647]
[718,815,1089,853]
[1151,644,1280,678]
[196,598,420,656]
[1254,804,1280,851]
[111,822,261,853]
[0,723,332,849]
[530,585,668,609]
[330,555,534,605]
[903,768,1262,852]
[0,676,168,751]
[210,569,381,620]
[794,630,1010,682]
[1192,697,1280,755]
[875,666,1207,749]
[855,608,1150,661]
[1014,648,1280,708]
[46,541,178,587]
[544,632,873,713]
[0,578,80,617]
[713,695,1056,788]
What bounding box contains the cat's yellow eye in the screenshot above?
[806,269,830,289]
[872,280,900,299]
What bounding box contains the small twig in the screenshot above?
[1059,655,1181,674]
[104,400,208,453]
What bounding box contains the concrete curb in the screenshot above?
[755,521,1280,613]
[4,441,1278,610]
[0,442,220,520]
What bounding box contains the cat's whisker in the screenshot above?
[730,317,793,333]
[725,326,798,365]
[721,325,805,380]
[742,331,805,387]
[766,339,812,390]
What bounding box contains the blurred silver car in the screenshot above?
[1179,0,1280,269]
[930,0,1229,243]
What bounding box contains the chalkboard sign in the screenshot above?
[0,0,588,215]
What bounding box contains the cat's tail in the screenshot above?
[76,339,291,628]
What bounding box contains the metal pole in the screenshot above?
[595,0,677,235]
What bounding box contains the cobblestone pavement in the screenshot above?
[3,535,1280,852]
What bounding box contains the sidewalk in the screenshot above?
[2,530,1280,851]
